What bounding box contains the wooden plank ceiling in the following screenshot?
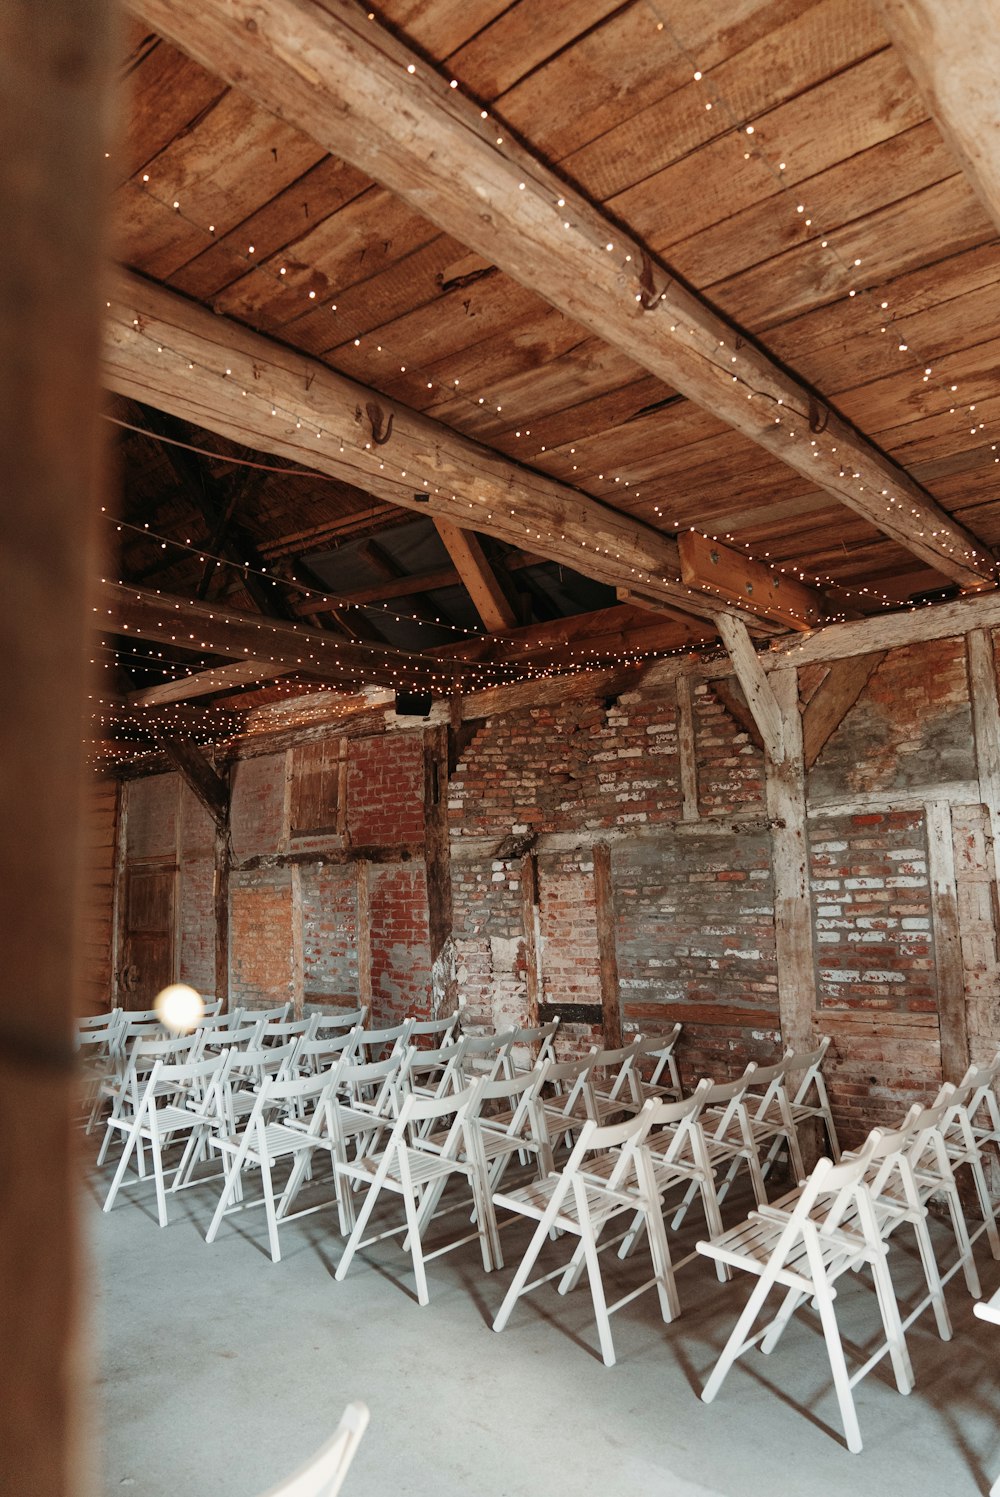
[97,0,1000,761]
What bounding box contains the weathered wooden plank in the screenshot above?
[766,668,818,1070]
[98,577,487,691]
[801,653,885,768]
[289,862,305,1019]
[131,660,291,706]
[966,628,1000,858]
[214,813,230,1009]
[123,0,995,589]
[520,852,542,1028]
[157,736,229,827]
[716,615,785,760]
[104,269,772,627]
[593,842,622,1049]
[2,0,114,1489]
[873,0,1000,238]
[925,800,969,1083]
[433,519,517,631]
[355,860,372,1013]
[424,725,456,1015]
[675,675,699,822]
[770,590,1000,666]
[679,531,824,631]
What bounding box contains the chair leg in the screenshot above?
[702,1269,778,1405]
[943,1183,982,1298]
[334,1158,393,1285]
[809,1259,863,1453]
[867,1247,914,1395]
[493,1194,565,1335]
[103,1118,144,1214]
[575,1184,616,1368]
[148,1111,169,1229]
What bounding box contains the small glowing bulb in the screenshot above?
[155,984,204,1033]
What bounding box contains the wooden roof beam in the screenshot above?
[104,268,774,634]
[128,660,292,706]
[716,615,785,761]
[96,579,496,693]
[432,519,517,632]
[125,0,995,591]
[873,0,1000,238]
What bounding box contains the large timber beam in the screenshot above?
[125,0,994,591]
[433,519,517,632]
[104,268,776,633]
[768,588,1000,666]
[873,0,1000,238]
[96,579,499,692]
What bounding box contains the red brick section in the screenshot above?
[811,810,935,1014]
[539,855,602,1006]
[449,696,683,841]
[229,875,294,1009]
[367,864,431,1024]
[126,772,176,860]
[230,753,286,858]
[347,734,424,845]
[301,863,359,1006]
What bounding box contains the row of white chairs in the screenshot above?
[697,1052,1000,1452]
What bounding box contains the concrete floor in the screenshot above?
[85,1145,1000,1497]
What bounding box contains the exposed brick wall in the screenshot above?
[810,810,935,1013]
[125,772,176,860]
[301,864,359,1006]
[809,638,973,801]
[367,864,431,1023]
[538,853,602,1006]
[615,832,779,1086]
[347,735,424,845]
[449,694,683,840]
[230,753,286,860]
[452,856,527,1031]
[229,874,294,1009]
[695,684,766,814]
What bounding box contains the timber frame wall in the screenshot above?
[89,599,1000,1147]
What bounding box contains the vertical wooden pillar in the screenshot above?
[967,627,1000,866]
[593,842,622,1047]
[213,811,230,1009]
[675,674,699,822]
[926,800,969,1083]
[289,863,305,1018]
[764,668,818,1058]
[520,853,542,1028]
[424,725,456,1015]
[0,2,117,1493]
[356,859,373,1014]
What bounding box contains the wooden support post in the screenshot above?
[925,800,969,1084]
[355,860,373,1017]
[213,813,230,1011]
[967,628,1000,865]
[765,668,819,1154]
[424,726,456,1016]
[675,675,699,822]
[289,864,305,1019]
[1,0,116,1491]
[157,736,229,829]
[593,843,622,1049]
[717,615,785,761]
[520,853,542,1029]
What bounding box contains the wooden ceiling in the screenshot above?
[97,0,1000,760]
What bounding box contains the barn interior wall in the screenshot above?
[91,629,1000,1146]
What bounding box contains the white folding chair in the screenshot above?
[941,1054,1000,1259]
[713,1055,805,1208]
[102,1050,235,1227]
[698,1132,907,1453]
[97,1031,203,1168]
[256,1402,369,1497]
[631,1024,683,1104]
[206,1069,345,1262]
[352,1019,414,1066]
[333,1084,491,1305]
[503,1018,561,1077]
[765,1035,840,1169]
[309,1007,368,1038]
[406,1010,461,1046]
[670,1065,766,1229]
[491,1101,672,1366]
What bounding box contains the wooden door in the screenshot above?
[119,863,176,1009]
